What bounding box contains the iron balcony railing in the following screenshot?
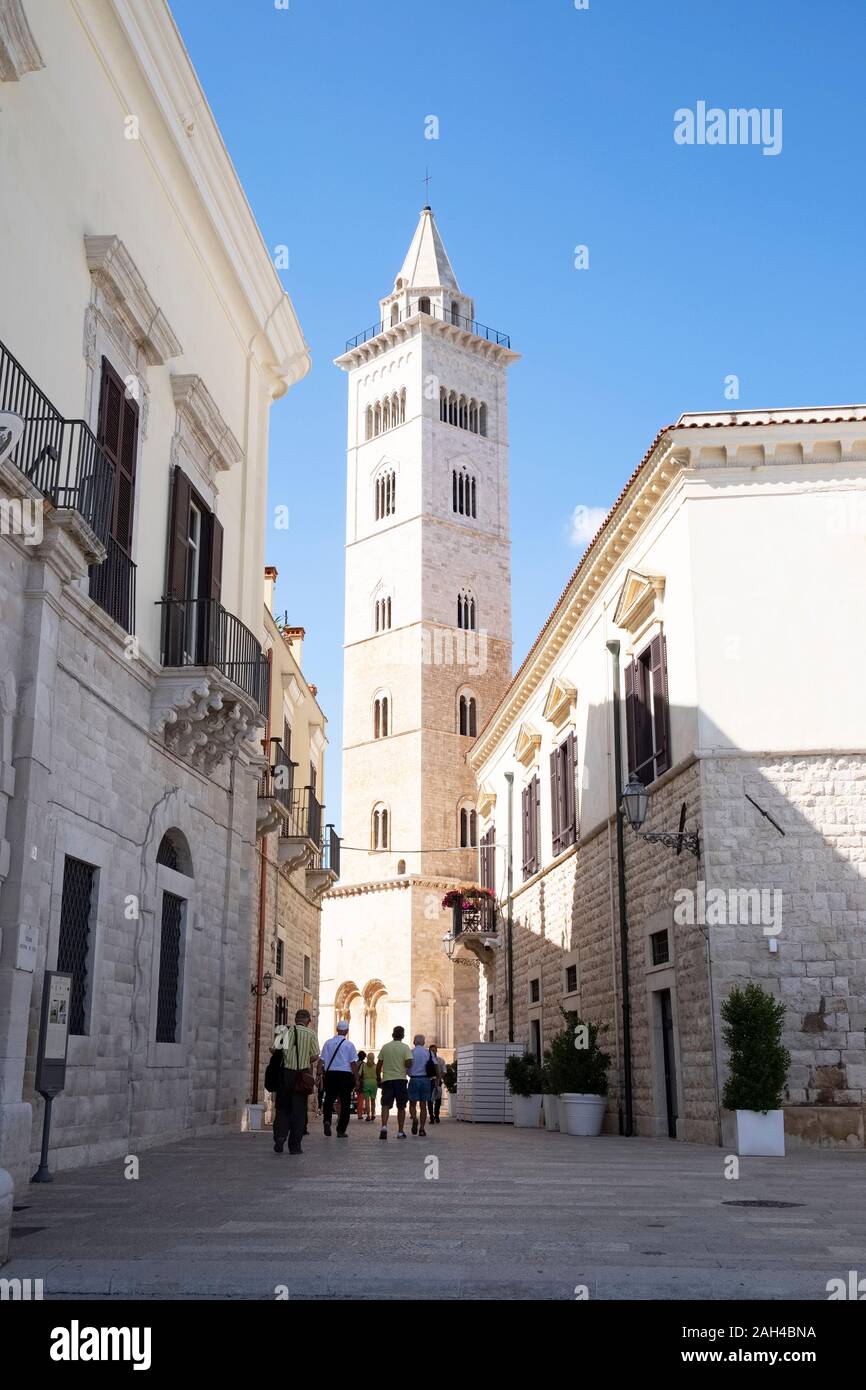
[89,537,136,635]
[320,823,341,880]
[346,301,510,352]
[260,745,296,813]
[282,784,322,844]
[156,596,269,713]
[0,339,114,543]
[452,894,498,939]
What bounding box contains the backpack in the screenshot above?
[424,1049,438,1078]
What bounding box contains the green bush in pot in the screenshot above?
[543,1007,610,1096]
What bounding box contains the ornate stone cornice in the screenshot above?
[335,313,519,373]
[79,0,310,399]
[324,874,461,900]
[0,0,45,82]
[84,235,182,365]
[171,374,243,475]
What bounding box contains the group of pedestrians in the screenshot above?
[269,1010,447,1153]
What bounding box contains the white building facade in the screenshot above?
[0,0,308,1252]
[319,208,516,1051]
[469,408,866,1147]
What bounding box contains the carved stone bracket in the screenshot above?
[151,672,264,774]
[305,866,337,903]
[277,837,316,874]
[256,798,283,839]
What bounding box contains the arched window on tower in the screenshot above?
[418,297,431,315]
[365,405,373,441]
[452,467,477,519]
[374,402,382,435]
[372,803,390,850]
[399,387,406,423]
[457,590,477,631]
[373,693,390,739]
[440,386,447,423]
[458,692,478,737]
[390,303,399,326]
[479,403,488,436]
[374,593,393,632]
[375,469,396,521]
[451,299,460,326]
[459,804,478,849]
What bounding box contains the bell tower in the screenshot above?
[320,207,517,1051]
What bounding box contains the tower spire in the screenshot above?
[395,206,460,292]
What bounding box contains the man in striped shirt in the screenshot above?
[272,1009,320,1154]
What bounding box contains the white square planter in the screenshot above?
[513,1093,544,1128]
[542,1094,560,1132]
[735,1109,785,1156]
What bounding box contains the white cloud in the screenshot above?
[569,504,608,548]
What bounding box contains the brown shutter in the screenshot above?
[164,467,192,665]
[97,358,138,552]
[532,774,541,873]
[550,749,561,855]
[208,513,223,606]
[650,634,671,776]
[521,785,530,878]
[625,659,638,780]
[564,732,576,845]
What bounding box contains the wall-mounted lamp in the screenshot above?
[251,971,273,997]
[442,932,456,961]
[621,779,700,859]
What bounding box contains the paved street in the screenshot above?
[5,1120,864,1300]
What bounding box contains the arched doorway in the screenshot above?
[362,979,389,1051]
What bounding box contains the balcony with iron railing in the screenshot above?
[275,784,341,894]
[88,536,136,635]
[0,338,115,546]
[156,596,269,713]
[346,301,511,352]
[449,889,498,960]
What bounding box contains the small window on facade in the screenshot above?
[372,804,389,850]
[451,300,460,326]
[275,995,288,1027]
[529,977,540,1005]
[304,954,312,989]
[374,695,390,739]
[397,859,406,874]
[276,937,285,978]
[457,590,476,631]
[565,964,578,995]
[57,856,97,1037]
[530,1018,542,1063]
[390,303,399,326]
[651,930,670,966]
[459,806,478,849]
[418,296,431,315]
[458,693,478,737]
[488,993,494,1015]
[550,732,577,856]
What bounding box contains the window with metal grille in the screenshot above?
[274,994,288,1027]
[565,964,578,995]
[529,977,540,1004]
[57,856,96,1036]
[651,930,670,966]
[276,937,284,978]
[156,891,184,1043]
[304,954,311,990]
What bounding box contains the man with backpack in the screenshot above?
[407,1032,437,1138]
[319,1019,359,1138]
[269,1009,320,1155]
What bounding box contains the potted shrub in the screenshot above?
[504,1052,544,1127]
[721,983,789,1156]
[545,1008,610,1137]
[444,1061,458,1119]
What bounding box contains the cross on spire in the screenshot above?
[423,167,432,206]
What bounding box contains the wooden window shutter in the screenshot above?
[650,634,671,776]
[208,513,224,606]
[164,466,192,665]
[563,732,577,846]
[550,749,561,854]
[625,659,638,780]
[532,774,541,873]
[521,785,531,878]
[97,358,138,552]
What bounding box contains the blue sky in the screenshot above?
[171,0,866,826]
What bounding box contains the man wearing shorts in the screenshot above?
[408,1033,433,1137]
[376,1025,413,1140]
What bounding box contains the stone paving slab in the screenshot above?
[4,1120,865,1300]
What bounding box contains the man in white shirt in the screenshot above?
[407,1032,434,1137]
[318,1019,358,1138]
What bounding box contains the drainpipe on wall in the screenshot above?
[251,646,274,1105]
[606,640,634,1137]
[505,771,515,1043]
